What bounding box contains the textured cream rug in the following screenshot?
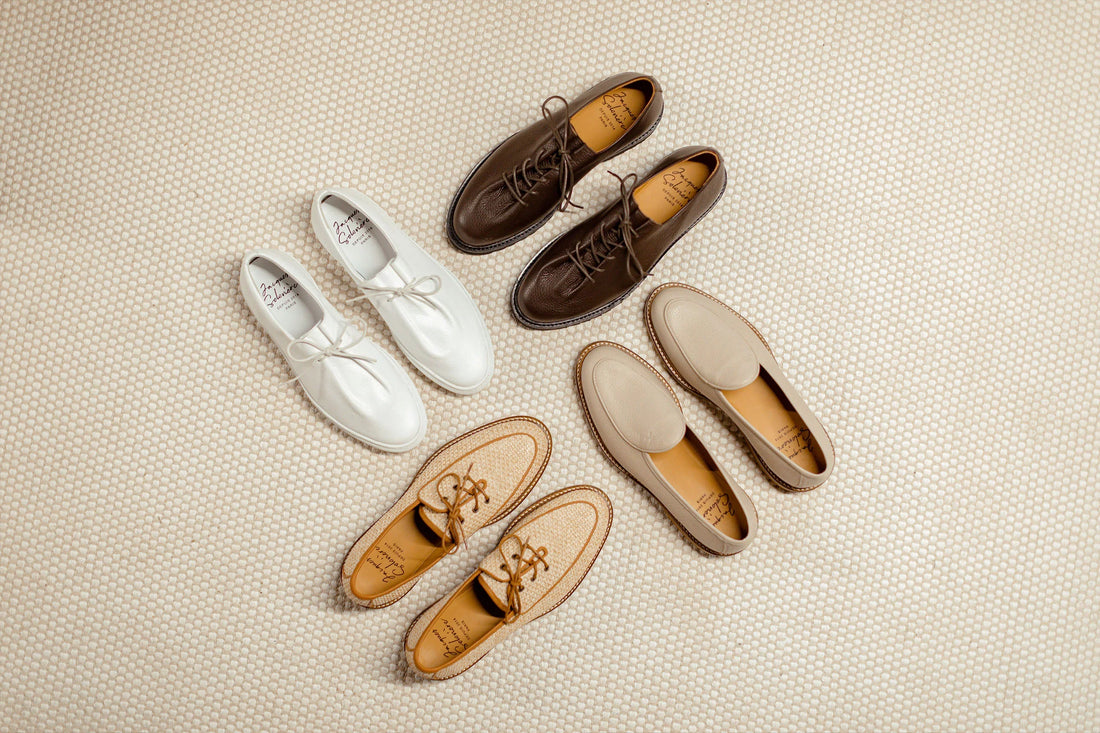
[2,2,1098,731]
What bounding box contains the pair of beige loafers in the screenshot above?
[340,416,613,680]
[577,283,834,556]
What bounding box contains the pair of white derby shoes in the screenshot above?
[240,188,493,452]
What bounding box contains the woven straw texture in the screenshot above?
[2,2,1098,731]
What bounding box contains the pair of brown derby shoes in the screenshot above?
[448,73,727,330]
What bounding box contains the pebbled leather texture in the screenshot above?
[447,73,663,252]
[404,486,613,680]
[238,248,426,452]
[646,283,835,490]
[311,187,494,394]
[512,146,727,330]
[576,342,757,555]
[340,416,552,608]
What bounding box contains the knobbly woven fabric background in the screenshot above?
[2,2,1098,731]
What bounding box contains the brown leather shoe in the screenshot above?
[447,73,663,254]
[511,146,726,330]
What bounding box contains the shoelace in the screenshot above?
[483,534,550,623]
[567,170,646,282]
[501,95,583,213]
[284,318,382,385]
[349,274,442,311]
[432,463,491,549]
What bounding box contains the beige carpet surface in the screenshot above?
[2,2,1098,731]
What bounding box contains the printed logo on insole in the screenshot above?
[257,272,301,315]
[659,166,702,209]
[775,424,814,461]
[431,616,475,660]
[596,90,639,133]
[332,209,376,249]
[363,540,408,585]
[695,491,734,529]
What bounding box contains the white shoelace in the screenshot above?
[284,318,382,385]
[349,274,442,311]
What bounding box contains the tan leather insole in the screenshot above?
[650,434,746,539]
[348,507,447,600]
[724,375,825,473]
[632,160,711,224]
[415,578,504,672]
[570,86,647,153]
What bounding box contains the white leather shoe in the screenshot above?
[311,187,494,395]
[240,248,426,452]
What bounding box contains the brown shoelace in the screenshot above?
[432,463,490,549]
[482,534,550,623]
[501,95,583,213]
[567,171,647,283]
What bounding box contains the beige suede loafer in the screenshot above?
[645,283,835,491]
[340,416,552,608]
[404,486,613,679]
[575,341,756,555]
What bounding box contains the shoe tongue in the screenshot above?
[564,123,598,165]
[476,548,513,615]
[414,495,453,543]
[362,262,400,290]
[300,318,340,345]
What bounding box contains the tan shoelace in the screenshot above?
[432,464,490,549]
[567,170,646,283]
[502,95,583,213]
[483,534,550,623]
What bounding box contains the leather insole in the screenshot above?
[348,507,448,600]
[247,257,320,338]
[318,195,390,280]
[570,86,647,153]
[415,577,504,672]
[633,159,711,224]
[724,374,825,473]
[650,433,747,539]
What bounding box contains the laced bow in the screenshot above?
[349,274,442,311]
[502,95,583,213]
[284,318,382,385]
[431,464,490,549]
[567,170,647,282]
[483,534,550,623]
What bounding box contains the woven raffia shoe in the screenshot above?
[576,341,757,555]
[645,283,835,491]
[404,486,613,679]
[340,416,552,608]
